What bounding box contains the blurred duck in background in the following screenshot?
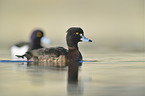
[11,29,51,59]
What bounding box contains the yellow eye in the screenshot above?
[37,32,42,37]
[76,32,79,35]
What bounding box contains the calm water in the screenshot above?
[0,48,145,96]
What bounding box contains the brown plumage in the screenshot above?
[16,27,92,67]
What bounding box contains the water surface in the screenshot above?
[0,49,144,96]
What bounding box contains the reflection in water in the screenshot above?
[67,61,80,83]
[18,61,84,96]
[67,61,84,96]
[67,82,84,96]
[18,62,67,86]
[20,61,67,72]
[1,54,144,96]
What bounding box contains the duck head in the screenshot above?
[30,29,50,49]
[31,30,44,42]
[66,27,92,48]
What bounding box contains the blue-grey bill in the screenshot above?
[41,37,51,44]
[80,36,92,42]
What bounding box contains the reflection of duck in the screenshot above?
[67,80,84,96]
[11,30,51,59]
[67,61,80,82]
[17,27,92,66]
[67,61,84,96]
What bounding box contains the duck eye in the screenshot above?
[37,32,42,37]
[76,32,79,35]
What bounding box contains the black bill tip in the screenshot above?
[89,40,92,42]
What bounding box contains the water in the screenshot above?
[0,48,145,96]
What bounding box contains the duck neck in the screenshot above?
[67,42,82,62]
[67,40,79,50]
[68,46,78,50]
[30,39,42,50]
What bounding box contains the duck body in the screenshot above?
[11,30,51,59]
[17,47,67,66]
[17,27,92,67]
[11,42,30,59]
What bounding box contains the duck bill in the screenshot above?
[80,36,92,42]
[41,37,51,44]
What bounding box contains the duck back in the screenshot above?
[20,47,67,61]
